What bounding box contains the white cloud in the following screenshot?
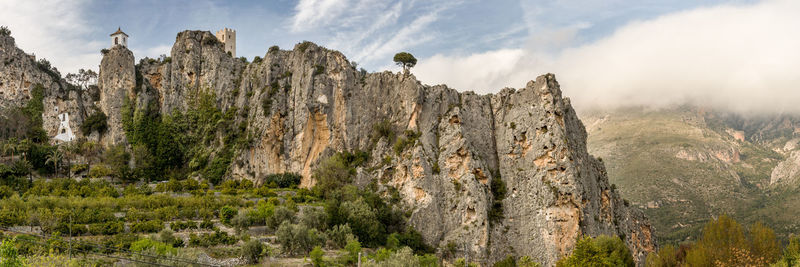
[288,0,458,69]
[0,0,103,74]
[132,44,173,61]
[290,0,352,32]
[415,0,800,114]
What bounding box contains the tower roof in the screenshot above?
[110,27,128,37]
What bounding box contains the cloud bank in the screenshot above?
[415,0,800,114]
[0,0,103,75]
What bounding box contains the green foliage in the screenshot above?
[297,41,313,53]
[645,244,679,267]
[518,256,542,267]
[267,206,296,231]
[489,172,507,223]
[80,110,108,135]
[263,172,302,188]
[130,220,164,233]
[310,245,325,266]
[241,239,264,264]
[219,205,237,225]
[344,238,362,264]
[313,65,325,76]
[268,45,280,54]
[188,230,238,247]
[393,130,421,155]
[0,26,10,37]
[300,207,328,231]
[556,235,634,267]
[684,215,779,267]
[494,255,516,267]
[0,238,23,267]
[252,56,263,64]
[22,84,47,143]
[393,52,418,71]
[130,237,176,255]
[275,221,326,255]
[326,224,356,249]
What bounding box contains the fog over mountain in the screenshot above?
[415,0,800,115]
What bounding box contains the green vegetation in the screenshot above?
[393,130,421,155]
[645,215,786,266]
[0,26,11,36]
[557,235,634,267]
[393,52,417,73]
[297,41,313,53]
[80,110,108,136]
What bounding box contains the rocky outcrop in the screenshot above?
[98,31,656,265]
[770,151,800,186]
[98,46,135,146]
[0,34,92,143]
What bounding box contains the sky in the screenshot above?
[1,0,798,114]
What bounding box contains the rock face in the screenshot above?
[98,46,136,146]
[3,30,655,265]
[771,151,800,186]
[0,34,92,142]
[121,31,655,265]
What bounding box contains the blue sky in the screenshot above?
[2,0,799,113]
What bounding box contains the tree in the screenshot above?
[556,235,634,267]
[65,69,98,91]
[2,138,18,160]
[393,52,417,74]
[62,142,79,179]
[241,240,264,264]
[46,146,64,177]
[81,141,101,171]
[0,238,23,267]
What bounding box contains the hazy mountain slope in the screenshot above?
[582,107,800,244]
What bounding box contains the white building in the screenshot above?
[54,112,75,143]
[110,27,129,48]
[215,28,236,57]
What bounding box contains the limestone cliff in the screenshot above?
[0,34,93,143]
[106,31,655,265]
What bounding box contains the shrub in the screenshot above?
[188,230,238,247]
[219,206,237,225]
[267,206,296,231]
[87,164,113,178]
[131,220,164,233]
[199,220,214,230]
[297,41,313,53]
[313,65,325,76]
[326,224,356,249]
[556,235,634,267]
[263,172,302,188]
[158,229,184,248]
[393,130,420,155]
[130,238,176,255]
[268,45,280,54]
[344,239,362,264]
[300,207,328,231]
[275,221,326,256]
[241,239,264,264]
[0,26,11,36]
[81,110,108,136]
[310,246,324,266]
[373,119,394,141]
[252,56,263,64]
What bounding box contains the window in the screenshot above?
[61,129,66,134]
[115,37,118,45]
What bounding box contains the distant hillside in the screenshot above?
[581,107,800,244]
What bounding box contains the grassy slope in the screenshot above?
[581,107,790,244]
